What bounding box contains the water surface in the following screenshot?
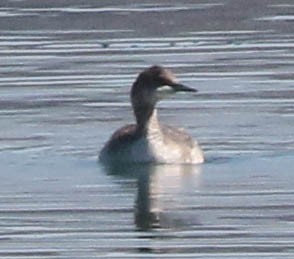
[0,0,294,258]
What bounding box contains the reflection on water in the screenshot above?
[105,163,201,230]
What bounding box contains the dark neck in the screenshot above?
[134,105,159,133]
[131,79,160,134]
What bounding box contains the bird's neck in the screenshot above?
[135,107,161,134]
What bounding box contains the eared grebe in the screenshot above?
[99,65,204,164]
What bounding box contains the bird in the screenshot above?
[99,65,204,164]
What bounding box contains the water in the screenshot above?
[0,0,294,258]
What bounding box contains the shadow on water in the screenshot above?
[103,163,202,231]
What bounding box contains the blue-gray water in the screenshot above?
[0,0,294,258]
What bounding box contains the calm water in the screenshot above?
[0,0,294,258]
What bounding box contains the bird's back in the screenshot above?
[99,124,138,163]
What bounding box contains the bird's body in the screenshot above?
[99,66,204,165]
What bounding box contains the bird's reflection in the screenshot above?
[104,163,202,231]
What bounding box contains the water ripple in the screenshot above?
[0,0,294,258]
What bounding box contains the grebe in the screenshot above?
[99,65,204,164]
